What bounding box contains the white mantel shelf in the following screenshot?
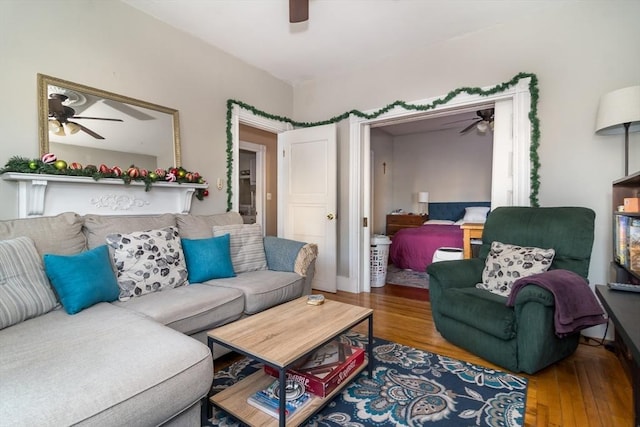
[2,173,208,218]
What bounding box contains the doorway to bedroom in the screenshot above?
[370,108,494,289]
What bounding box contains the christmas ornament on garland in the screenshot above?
[0,154,209,201]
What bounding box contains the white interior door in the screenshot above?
[278,124,337,292]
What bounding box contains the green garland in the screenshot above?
[226,72,541,211]
[0,157,209,200]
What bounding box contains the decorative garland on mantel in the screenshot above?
[226,72,540,211]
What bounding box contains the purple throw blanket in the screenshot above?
[506,269,607,337]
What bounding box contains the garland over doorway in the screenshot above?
[226,72,540,211]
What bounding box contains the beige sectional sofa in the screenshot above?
[0,211,317,426]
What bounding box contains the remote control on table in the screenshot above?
[607,282,640,293]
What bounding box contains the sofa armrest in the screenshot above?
[263,236,318,276]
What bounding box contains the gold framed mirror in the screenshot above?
[38,74,181,169]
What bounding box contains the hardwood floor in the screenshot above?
[316,285,634,427]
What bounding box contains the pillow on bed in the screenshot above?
[461,206,491,223]
[424,219,455,225]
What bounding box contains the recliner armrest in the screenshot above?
[510,284,555,308]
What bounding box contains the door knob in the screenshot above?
[327,213,335,220]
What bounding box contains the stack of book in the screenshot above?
[247,379,311,418]
[264,339,366,397]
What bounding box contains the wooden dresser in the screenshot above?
[386,214,428,237]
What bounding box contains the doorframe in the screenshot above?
[238,141,266,230]
[230,105,292,213]
[348,77,532,294]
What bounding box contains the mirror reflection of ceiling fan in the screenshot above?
[48,93,123,140]
[460,108,495,134]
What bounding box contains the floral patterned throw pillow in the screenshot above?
[106,226,188,301]
[476,241,555,297]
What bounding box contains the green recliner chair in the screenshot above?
[427,206,596,374]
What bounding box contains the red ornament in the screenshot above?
[41,153,57,164]
[155,168,166,178]
[111,166,122,176]
[69,162,83,170]
[98,164,111,174]
[203,190,209,197]
[140,168,148,177]
[127,167,139,178]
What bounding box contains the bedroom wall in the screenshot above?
[391,128,492,212]
[0,0,292,219]
[292,1,640,300]
[370,129,394,234]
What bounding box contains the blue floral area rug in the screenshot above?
[207,332,527,427]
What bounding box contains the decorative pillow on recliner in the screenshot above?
[0,237,58,329]
[106,226,188,301]
[476,241,555,297]
[212,223,267,273]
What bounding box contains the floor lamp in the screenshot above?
[595,86,640,177]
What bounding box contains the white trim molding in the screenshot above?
[2,173,208,218]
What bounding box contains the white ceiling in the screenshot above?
[122,0,573,86]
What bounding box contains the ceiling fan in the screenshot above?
[460,108,495,134]
[48,93,123,140]
[289,0,309,23]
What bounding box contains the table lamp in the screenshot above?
[418,191,429,215]
[595,85,640,176]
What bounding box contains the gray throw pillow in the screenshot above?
[0,237,59,329]
[212,223,267,273]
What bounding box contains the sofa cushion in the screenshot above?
[476,241,555,297]
[439,287,516,340]
[106,226,188,300]
[43,245,119,314]
[0,237,58,329]
[213,223,267,273]
[209,270,305,314]
[113,283,245,335]
[182,234,236,282]
[0,212,86,257]
[176,211,243,239]
[83,213,177,249]
[0,303,212,426]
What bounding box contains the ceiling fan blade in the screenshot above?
[73,116,124,122]
[289,0,309,23]
[460,120,480,134]
[72,122,105,139]
[102,99,155,121]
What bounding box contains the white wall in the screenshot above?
[0,0,292,219]
[293,2,640,296]
[370,129,394,234]
[392,128,492,211]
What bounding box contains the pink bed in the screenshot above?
[389,224,463,272]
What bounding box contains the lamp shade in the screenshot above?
[595,86,640,135]
[418,192,429,203]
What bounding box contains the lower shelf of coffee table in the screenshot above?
[210,361,368,426]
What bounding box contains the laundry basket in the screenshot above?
[370,235,392,287]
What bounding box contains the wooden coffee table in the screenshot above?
[207,296,374,427]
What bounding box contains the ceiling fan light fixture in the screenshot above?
[476,121,488,133]
[63,122,81,135]
[48,119,62,132]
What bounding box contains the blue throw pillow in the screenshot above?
[43,245,120,315]
[181,234,236,282]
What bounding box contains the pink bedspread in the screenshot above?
[389,224,463,272]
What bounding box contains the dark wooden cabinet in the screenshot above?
[612,172,640,283]
[385,214,428,237]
